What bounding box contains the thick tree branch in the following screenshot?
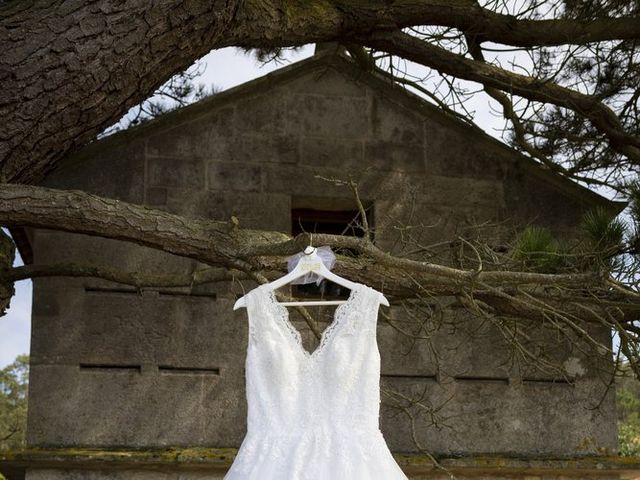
[0,184,591,284]
[0,183,605,289]
[0,184,284,272]
[234,1,640,49]
[3,182,640,327]
[2,1,640,184]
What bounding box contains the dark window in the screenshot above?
[291,206,373,299]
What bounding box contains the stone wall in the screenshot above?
[26,53,619,465]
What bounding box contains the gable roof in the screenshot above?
[61,49,626,215]
[19,49,626,265]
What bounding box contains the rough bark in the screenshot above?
[2,182,639,326]
[2,0,640,184]
[1,0,243,184]
[0,183,595,286]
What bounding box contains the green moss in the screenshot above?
[0,446,239,464]
[2,447,640,473]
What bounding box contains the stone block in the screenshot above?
[423,117,508,180]
[265,164,354,198]
[145,107,234,158]
[27,330,246,447]
[285,66,367,97]
[31,278,238,368]
[377,322,439,377]
[233,92,285,134]
[147,156,205,189]
[433,311,514,380]
[502,162,591,234]
[370,95,425,144]
[265,163,417,201]
[364,140,426,173]
[420,175,505,209]
[379,374,456,453]
[380,372,614,456]
[355,169,423,200]
[42,138,145,203]
[373,199,502,257]
[28,229,256,449]
[378,305,618,455]
[209,133,298,165]
[208,161,262,192]
[299,136,363,168]
[146,186,167,206]
[286,94,368,138]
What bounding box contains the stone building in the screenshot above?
[2,47,638,479]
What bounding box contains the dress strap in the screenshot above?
[244,286,264,345]
[365,286,384,329]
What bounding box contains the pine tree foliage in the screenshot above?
[102,60,220,136]
[0,355,28,450]
[616,360,640,455]
[511,225,565,273]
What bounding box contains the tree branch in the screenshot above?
[3,1,640,184]
[0,183,605,290]
[358,30,640,166]
[462,33,625,192]
[3,182,640,326]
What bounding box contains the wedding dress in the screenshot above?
[224,282,409,480]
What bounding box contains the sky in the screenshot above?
[1,227,31,368]
[0,44,624,368]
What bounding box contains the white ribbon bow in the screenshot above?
[286,246,336,285]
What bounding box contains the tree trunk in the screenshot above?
[1,0,243,184]
[3,0,640,184]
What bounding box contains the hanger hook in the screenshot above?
[304,233,314,255]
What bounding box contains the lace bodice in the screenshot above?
[225,282,409,479]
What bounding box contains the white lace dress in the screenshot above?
[224,282,409,480]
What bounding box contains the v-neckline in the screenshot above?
[259,282,364,361]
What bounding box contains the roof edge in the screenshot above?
[326,55,625,213]
[68,51,339,159]
[54,49,625,214]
